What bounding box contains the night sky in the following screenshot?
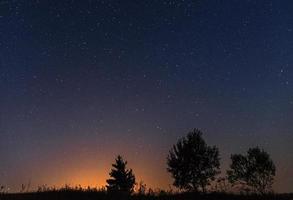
[1,0,293,193]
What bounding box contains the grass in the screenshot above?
[1,189,293,200]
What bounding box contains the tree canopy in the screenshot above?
[167,129,220,192]
[227,147,276,194]
[106,155,136,194]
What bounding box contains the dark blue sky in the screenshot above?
[0,0,293,192]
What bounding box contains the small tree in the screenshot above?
[106,155,136,194]
[227,147,276,194]
[167,129,220,192]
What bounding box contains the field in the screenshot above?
[1,191,293,200]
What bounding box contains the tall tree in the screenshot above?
[106,155,136,194]
[227,147,276,194]
[167,129,220,192]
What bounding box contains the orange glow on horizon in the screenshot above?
[30,156,171,191]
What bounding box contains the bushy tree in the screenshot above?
[106,155,136,194]
[227,147,276,194]
[167,129,220,192]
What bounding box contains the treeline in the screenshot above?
[0,129,277,196]
[106,129,276,195]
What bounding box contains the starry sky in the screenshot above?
[0,0,293,193]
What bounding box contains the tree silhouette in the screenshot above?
[106,155,136,194]
[227,147,276,194]
[167,129,220,193]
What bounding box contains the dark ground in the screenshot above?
[1,192,293,200]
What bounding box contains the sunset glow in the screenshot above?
[1,0,292,194]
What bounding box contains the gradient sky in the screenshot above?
[0,0,293,193]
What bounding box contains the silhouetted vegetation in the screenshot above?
[1,189,293,200]
[106,155,136,194]
[167,129,220,193]
[0,129,288,200]
[136,181,147,195]
[227,147,276,194]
